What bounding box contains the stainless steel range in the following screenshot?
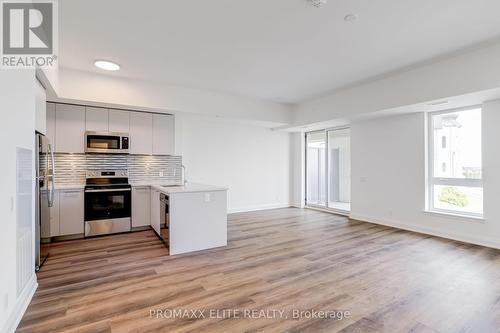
[84,170,131,237]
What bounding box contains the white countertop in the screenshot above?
[53,184,85,190]
[151,183,228,195]
[52,182,227,194]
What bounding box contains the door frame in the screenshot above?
[305,126,351,214]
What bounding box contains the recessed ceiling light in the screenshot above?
[344,14,358,22]
[94,60,120,71]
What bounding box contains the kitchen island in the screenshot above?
[151,183,228,255]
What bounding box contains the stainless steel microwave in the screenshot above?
[85,131,130,154]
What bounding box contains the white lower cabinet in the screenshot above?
[48,191,60,237]
[59,189,85,236]
[132,186,151,227]
[150,188,161,235]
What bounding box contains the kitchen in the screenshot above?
[36,100,228,270]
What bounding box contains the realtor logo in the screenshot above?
[1,0,57,67]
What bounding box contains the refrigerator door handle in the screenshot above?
[48,144,55,207]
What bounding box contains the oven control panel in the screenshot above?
[86,170,129,179]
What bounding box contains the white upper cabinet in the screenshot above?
[109,109,130,133]
[49,103,174,155]
[46,102,56,148]
[130,112,153,154]
[85,107,109,132]
[35,80,47,135]
[152,114,175,155]
[55,104,85,153]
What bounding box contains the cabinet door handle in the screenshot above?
[85,188,131,193]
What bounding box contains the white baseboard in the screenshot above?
[305,205,350,217]
[228,203,291,214]
[2,274,37,333]
[290,202,304,209]
[350,214,500,250]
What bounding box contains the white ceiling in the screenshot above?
[59,0,500,104]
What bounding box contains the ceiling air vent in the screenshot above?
[308,0,328,8]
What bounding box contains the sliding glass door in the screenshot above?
[306,128,351,212]
[306,131,326,206]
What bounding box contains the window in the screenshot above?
[428,108,483,217]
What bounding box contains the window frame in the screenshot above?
[427,106,483,218]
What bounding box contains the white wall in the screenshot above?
[290,133,305,208]
[43,68,292,126]
[177,114,292,213]
[350,103,500,249]
[0,69,38,333]
[328,130,351,203]
[293,41,500,127]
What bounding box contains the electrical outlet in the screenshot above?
[204,193,211,202]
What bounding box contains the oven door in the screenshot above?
[84,188,131,236]
[85,132,128,154]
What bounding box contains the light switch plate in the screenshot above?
[204,193,211,202]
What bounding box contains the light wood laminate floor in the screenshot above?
[18,208,500,332]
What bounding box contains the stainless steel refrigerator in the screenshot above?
[35,132,55,271]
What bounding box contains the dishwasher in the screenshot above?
[159,193,170,247]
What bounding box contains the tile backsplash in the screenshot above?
[52,153,183,185]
